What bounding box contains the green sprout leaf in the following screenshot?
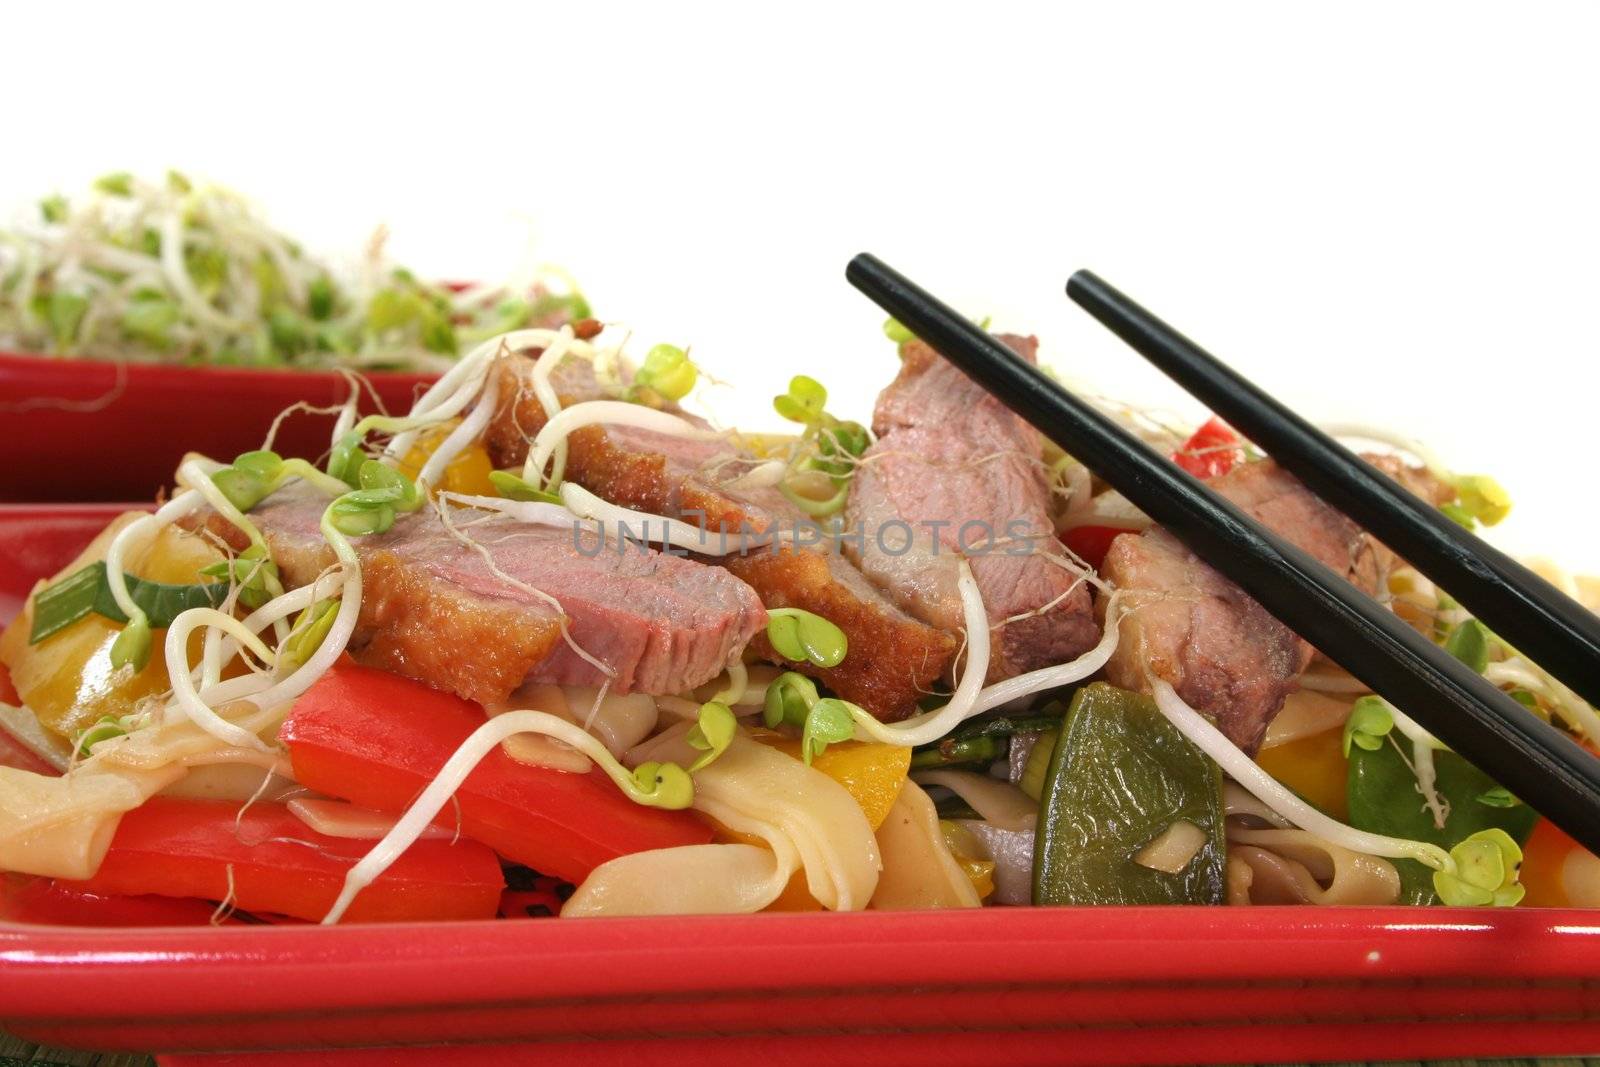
[883,317,914,344]
[765,608,847,668]
[357,460,422,511]
[366,287,423,333]
[108,614,152,672]
[211,450,285,512]
[41,290,89,351]
[328,491,397,537]
[185,245,229,297]
[1342,695,1395,757]
[686,701,738,772]
[527,289,593,325]
[1453,474,1512,527]
[626,760,694,809]
[39,195,68,224]
[75,716,127,757]
[819,419,870,462]
[1433,827,1525,907]
[267,307,309,357]
[1508,689,1540,711]
[763,671,818,730]
[1476,786,1521,809]
[122,294,182,350]
[281,599,340,671]
[166,170,193,194]
[326,431,366,487]
[1444,619,1492,675]
[488,470,562,504]
[419,310,457,355]
[93,172,135,197]
[801,697,858,764]
[308,275,338,321]
[198,544,279,610]
[773,375,828,426]
[634,343,697,402]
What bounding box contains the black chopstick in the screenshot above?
[1066,269,1600,713]
[845,252,1600,857]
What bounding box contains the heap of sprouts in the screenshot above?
[0,171,587,371]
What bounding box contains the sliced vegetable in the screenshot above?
[398,424,498,497]
[1058,524,1125,570]
[1347,740,1538,904]
[28,561,228,644]
[1254,724,1349,821]
[1034,683,1226,905]
[0,518,222,741]
[0,875,227,927]
[939,821,997,900]
[753,733,912,831]
[280,663,712,885]
[1172,417,1243,479]
[1016,728,1058,801]
[743,732,912,911]
[66,797,503,923]
[909,734,1005,770]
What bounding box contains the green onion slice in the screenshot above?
[29,561,229,645]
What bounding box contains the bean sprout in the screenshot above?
[524,401,721,490]
[322,709,681,924]
[1149,677,1452,871]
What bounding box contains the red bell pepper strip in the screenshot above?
[1058,524,1128,570]
[0,875,226,927]
[65,796,503,923]
[279,662,713,885]
[1173,417,1244,479]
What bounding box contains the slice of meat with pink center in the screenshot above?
[1101,459,1381,752]
[485,352,959,722]
[845,335,1100,682]
[206,483,766,706]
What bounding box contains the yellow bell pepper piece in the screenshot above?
[398,421,497,497]
[1254,724,1349,821]
[731,730,911,911]
[937,820,997,901]
[0,517,222,742]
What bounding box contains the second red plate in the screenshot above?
[0,352,434,502]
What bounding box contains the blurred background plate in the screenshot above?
[0,353,433,502]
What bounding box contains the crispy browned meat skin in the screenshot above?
[485,355,958,721]
[1101,460,1379,753]
[847,336,1099,682]
[200,482,765,706]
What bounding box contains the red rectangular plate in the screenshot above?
[2,504,1599,1065]
[0,353,434,502]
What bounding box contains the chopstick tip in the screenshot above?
[1065,269,1103,299]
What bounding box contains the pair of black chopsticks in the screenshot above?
[846,253,1600,858]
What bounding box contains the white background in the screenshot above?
[5,1,1596,569]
